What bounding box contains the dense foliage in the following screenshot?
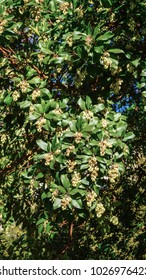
[0,0,146,259]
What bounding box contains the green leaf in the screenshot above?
[28,77,41,84]
[53,198,61,210]
[77,155,90,162]
[69,188,80,195]
[56,185,66,194]
[85,96,92,109]
[36,139,48,151]
[142,91,146,100]
[46,222,52,233]
[80,164,88,170]
[61,174,70,189]
[97,32,114,41]
[4,94,12,105]
[89,139,98,146]
[77,97,86,110]
[28,114,39,120]
[108,49,124,54]
[49,160,55,170]
[94,46,104,54]
[81,178,89,186]
[76,116,83,131]
[63,131,74,137]
[45,112,62,121]
[20,100,31,108]
[35,104,44,114]
[71,199,83,209]
[56,154,65,164]
[93,103,105,112]
[123,132,135,141]
[70,189,85,196]
[131,59,140,67]
[108,138,118,146]
[0,5,4,14]
[41,192,47,199]
[49,0,56,11]
[40,88,50,95]
[141,69,146,76]
[116,122,127,137]
[96,156,106,163]
[114,113,121,121]
[36,218,46,225]
[82,124,95,132]
[30,26,40,36]
[107,0,112,6]
[38,224,44,234]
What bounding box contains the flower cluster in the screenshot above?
[101,118,108,128]
[6,175,14,187]
[61,195,71,210]
[32,89,41,100]
[35,0,43,4]
[4,222,24,241]
[0,19,7,34]
[110,215,119,225]
[86,190,97,207]
[18,80,29,93]
[38,53,45,63]
[56,127,69,137]
[123,145,129,154]
[75,6,84,17]
[110,66,122,76]
[1,133,7,144]
[66,145,75,156]
[128,18,136,31]
[99,140,108,156]
[12,90,20,101]
[36,117,46,132]
[44,176,53,189]
[83,110,93,120]
[30,179,35,188]
[29,105,35,114]
[75,69,87,88]
[56,66,62,73]
[127,63,134,73]
[66,36,73,47]
[44,153,54,166]
[29,179,35,196]
[30,203,37,213]
[88,156,99,182]
[96,7,104,13]
[53,108,63,114]
[59,2,70,15]
[19,7,25,14]
[74,132,83,143]
[100,52,112,69]
[95,202,105,218]
[31,8,41,22]
[85,35,93,47]
[108,163,119,184]
[54,149,61,156]
[52,189,59,201]
[109,13,116,23]
[67,159,76,173]
[71,171,81,187]
[56,126,63,137]
[110,78,123,94]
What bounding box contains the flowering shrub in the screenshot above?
[0,0,145,259]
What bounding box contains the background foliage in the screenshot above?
[0,0,146,259]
